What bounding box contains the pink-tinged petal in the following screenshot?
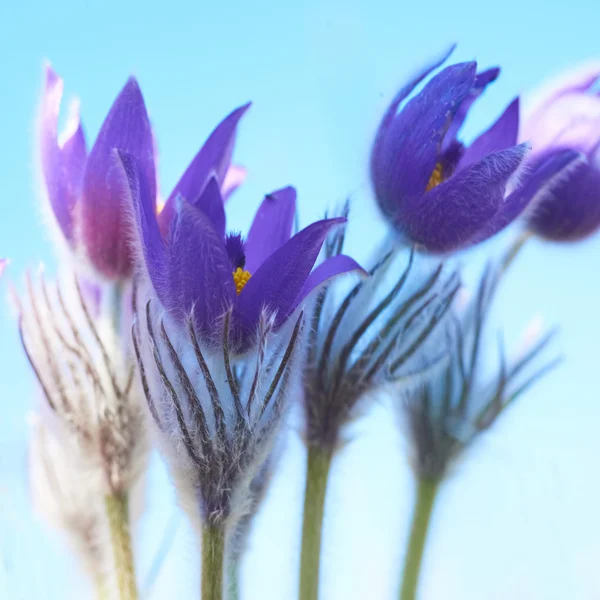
[0,259,6,278]
[396,145,528,253]
[457,98,520,170]
[167,200,236,336]
[116,151,167,304]
[81,77,155,279]
[222,164,247,200]
[234,218,346,343]
[523,93,600,156]
[291,254,366,313]
[371,45,455,176]
[524,62,600,126]
[159,103,250,231]
[244,186,297,274]
[194,177,226,240]
[38,65,87,243]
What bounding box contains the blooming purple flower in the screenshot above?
[39,65,155,279]
[119,137,361,350]
[39,66,249,280]
[520,64,600,241]
[371,49,544,253]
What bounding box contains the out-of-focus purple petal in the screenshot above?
[244,187,297,273]
[0,259,6,278]
[526,150,600,241]
[159,104,250,230]
[524,62,600,130]
[222,164,247,201]
[373,62,476,215]
[116,151,168,304]
[524,93,600,155]
[194,177,226,240]
[81,78,155,279]
[167,200,235,336]
[442,67,500,152]
[472,149,586,244]
[371,45,455,178]
[457,98,520,170]
[397,145,528,253]
[233,218,346,342]
[39,66,87,243]
[290,254,366,314]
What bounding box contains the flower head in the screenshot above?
[370,48,546,253]
[304,208,458,451]
[402,266,559,480]
[521,64,600,241]
[120,142,361,351]
[132,293,305,531]
[39,65,155,279]
[17,270,148,496]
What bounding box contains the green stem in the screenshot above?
[299,446,333,600]
[105,493,138,600]
[399,479,439,600]
[201,524,225,600]
[96,576,109,600]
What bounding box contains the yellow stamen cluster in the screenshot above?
[426,162,444,192]
[233,267,252,295]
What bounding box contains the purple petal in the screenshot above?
[225,233,246,269]
[371,45,455,177]
[457,97,520,170]
[167,200,236,336]
[194,177,226,240]
[116,151,167,304]
[244,186,297,273]
[472,149,586,244]
[38,65,87,243]
[396,144,528,253]
[525,151,600,241]
[234,217,346,340]
[81,77,155,279]
[159,104,250,230]
[372,62,477,217]
[441,67,500,152]
[290,254,366,314]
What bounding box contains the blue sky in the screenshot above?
[1,0,600,597]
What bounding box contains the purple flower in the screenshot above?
[371,49,541,253]
[119,144,361,351]
[39,65,155,279]
[520,64,600,241]
[39,66,249,280]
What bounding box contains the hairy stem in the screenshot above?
[399,479,439,600]
[201,524,225,600]
[105,493,138,600]
[299,446,333,600]
[500,231,531,275]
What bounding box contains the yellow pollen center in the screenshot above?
[426,162,444,192]
[233,267,252,295]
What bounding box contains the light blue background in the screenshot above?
[1,0,600,598]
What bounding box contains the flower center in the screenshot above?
[233,267,252,295]
[426,162,444,192]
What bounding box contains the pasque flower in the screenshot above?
[120,145,360,352]
[39,66,246,279]
[370,49,577,253]
[521,64,600,241]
